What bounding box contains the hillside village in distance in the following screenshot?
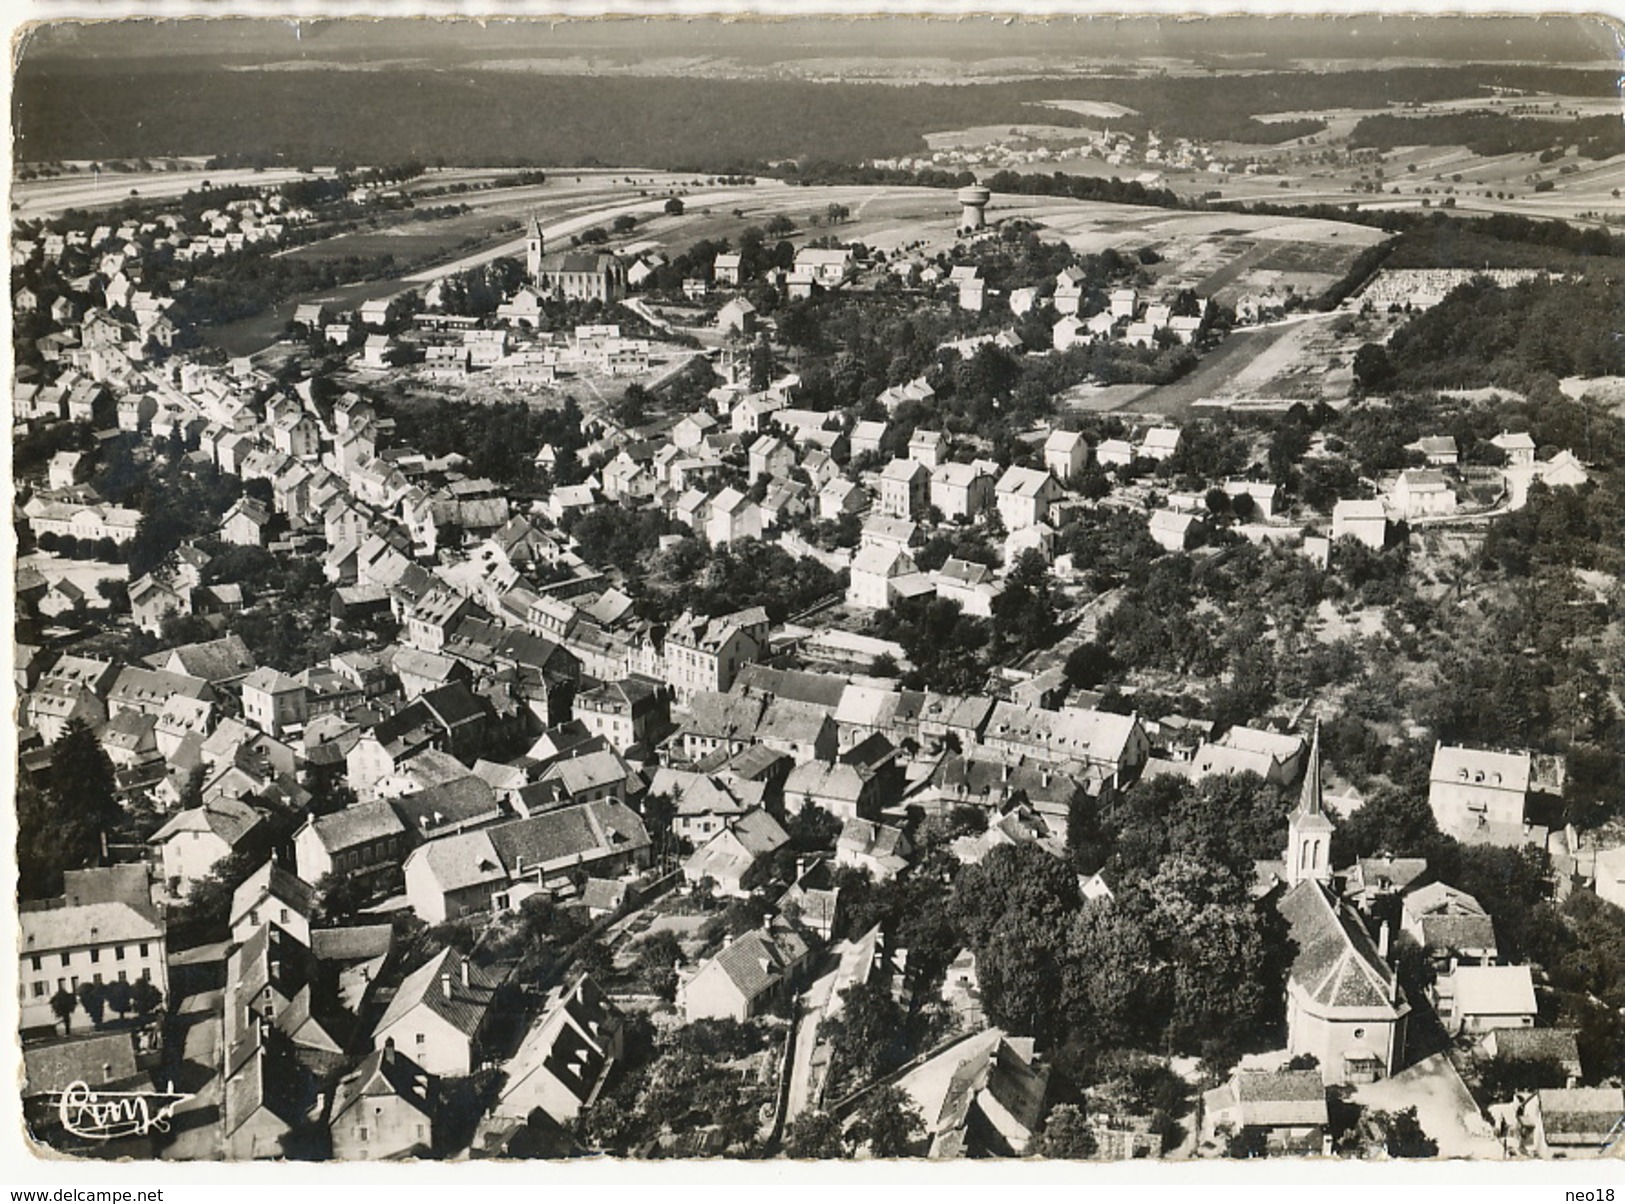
[12,71,1625,1164]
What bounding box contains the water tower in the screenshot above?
[957,183,991,231]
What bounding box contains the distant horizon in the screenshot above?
[18,13,1623,70]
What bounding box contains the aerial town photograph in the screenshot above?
[7,8,1624,1177]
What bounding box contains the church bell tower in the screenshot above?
[1286,720,1333,887]
[525,216,544,283]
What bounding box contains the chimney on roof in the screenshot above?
[441,972,452,1000]
[1377,922,1390,962]
[461,960,470,988]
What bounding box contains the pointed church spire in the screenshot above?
[1297,719,1323,817]
[1286,719,1332,887]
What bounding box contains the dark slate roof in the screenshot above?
[374,947,499,1040]
[161,634,256,682]
[329,1046,435,1127]
[1277,881,1404,1013]
[312,799,406,854]
[390,776,501,839]
[311,924,394,964]
[23,1032,138,1096]
[733,663,847,709]
[487,799,650,873]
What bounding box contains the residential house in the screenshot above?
[846,544,918,611]
[660,608,765,703]
[1435,964,1537,1036]
[221,493,274,545]
[1491,430,1537,467]
[783,761,881,823]
[1391,469,1457,520]
[888,1028,1049,1159]
[930,461,993,521]
[755,699,838,763]
[819,478,868,521]
[1043,429,1090,483]
[401,800,651,924]
[221,1025,310,1159]
[1193,726,1306,787]
[994,466,1062,531]
[1139,427,1182,461]
[835,819,913,880]
[1399,882,1498,968]
[1480,1028,1583,1088]
[1428,743,1543,846]
[240,668,309,738]
[683,809,790,898]
[1148,509,1198,553]
[878,458,931,519]
[1523,1088,1625,1160]
[489,975,622,1129]
[1223,479,1279,521]
[572,678,669,754]
[849,420,889,460]
[150,800,264,899]
[229,861,317,948]
[717,297,756,336]
[224,922,351,1062]
[705,487,762,546]
[908,428,947,470]
[371,948,500,1078]
[677,918,812,1023]
[292,800,410,891]
[328,1046,437,1161]
[1331,499,1388,550]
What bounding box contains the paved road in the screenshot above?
[783,934,878,1122]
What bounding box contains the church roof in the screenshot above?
[1278,881,1405,1015]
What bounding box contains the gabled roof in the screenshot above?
[700,920,811,1003]
[391,776,502,839]
[1229,1069,1328,1128]
[329,1046,435,1128]
[229,861,317,931]
[21,901,162,956]
[307,799,406,854]
[1277,880,1404,1014]
[496,975,620,1119]
[151,798,263,849]
[486,799,651,875]
[1533,1087,1625,1145]
[374,947,499,1041]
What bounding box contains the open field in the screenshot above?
[11,164,325,219]
[198,175,1391,367]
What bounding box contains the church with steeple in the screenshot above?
[524,216,627,304]
[1276,722,1411,1085]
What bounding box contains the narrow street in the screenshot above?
[159,1005,223,1162]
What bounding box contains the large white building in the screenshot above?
[20,901,167,1032]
